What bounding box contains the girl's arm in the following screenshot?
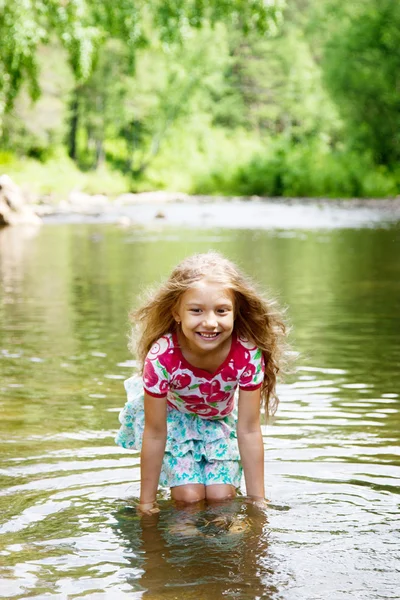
[139,391,167,512]
[237,387,265,500]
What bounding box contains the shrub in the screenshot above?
[194,140,400,198]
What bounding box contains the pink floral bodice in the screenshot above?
[142,332,265,420]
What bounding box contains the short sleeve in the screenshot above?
[239,346,265,391]
[142,336,171,398]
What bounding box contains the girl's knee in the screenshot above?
[171,484,206,504]
[206,484,236,503]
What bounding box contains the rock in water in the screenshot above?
[0,175,42,226]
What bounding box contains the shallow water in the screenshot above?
[0,220,399,599]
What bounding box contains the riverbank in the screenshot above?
[3,146,400,209]
[37,193,400,229]
[2,170,400,229]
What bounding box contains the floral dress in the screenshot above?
[115,332,265,488]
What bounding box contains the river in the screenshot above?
[0,208,399,599]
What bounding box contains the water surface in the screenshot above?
[0,220,399,599]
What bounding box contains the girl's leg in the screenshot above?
[171,484,206,504]
[166,458,238,503]
[205,484,236,502]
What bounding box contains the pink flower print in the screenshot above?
[170,373,191,390]
[220,398,235,416]
[182,393,203,403]
[158,347,179,374]
[159,379,169,394]
[199,380,221,400]
[185,403,220,418]
[199,380,231,404]
[220,363,237,382]
[143,360,159,388]
[240,363,256,385]
[233,345,251,370]
[210,391,231,403]
[148,336,171,360]
[175,455,193,477]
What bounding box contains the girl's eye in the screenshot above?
[190,308,202,313]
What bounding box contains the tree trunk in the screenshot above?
[95,138,104,168]
[67,88,80,161]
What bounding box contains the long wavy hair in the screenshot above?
[129,252,289,417]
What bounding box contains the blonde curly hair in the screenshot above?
[129,251,289,417]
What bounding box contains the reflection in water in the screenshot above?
[0,225,41,293]
[113,499,279,599]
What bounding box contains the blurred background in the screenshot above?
[1,0,400,200]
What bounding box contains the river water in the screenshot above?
[0,210,399,599]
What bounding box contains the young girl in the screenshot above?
[115,252,287,515]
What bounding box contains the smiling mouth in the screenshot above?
[196,332,220,339]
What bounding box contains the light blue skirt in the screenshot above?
[115,376,242,488]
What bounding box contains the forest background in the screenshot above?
[1,0,399,200]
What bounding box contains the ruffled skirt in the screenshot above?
[115,376,242,488]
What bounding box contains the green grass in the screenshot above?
[0,149,130,202]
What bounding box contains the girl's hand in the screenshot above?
[245,496,269,510]
[137,502,160,516]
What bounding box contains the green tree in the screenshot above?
[0,0,283,134]
[312,0,400,165]
[215,23,338,142]
[76,24,232,175]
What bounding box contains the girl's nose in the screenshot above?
[203,313,218,328]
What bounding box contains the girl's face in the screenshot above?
[173,279,235,355]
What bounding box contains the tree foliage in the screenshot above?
[0,0,283,126]
[72,25,232,172]
[2,0,400,198]
[307,0,400,165]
